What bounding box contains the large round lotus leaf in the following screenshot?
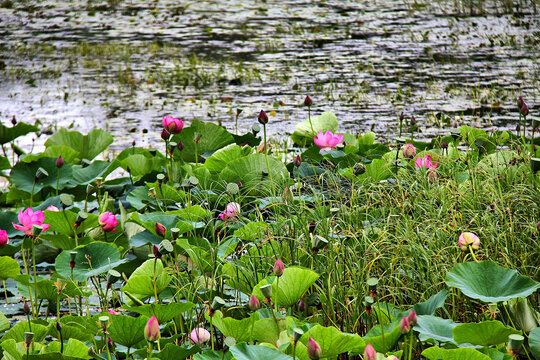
[229,343,293,360]
[45,128,113,162]
[220,153,289,196]
[107,314,149,348]
[299,325,365,358]
[291,111,338,146]
[0,122,38,145]
[55,242,127,282]
[530,327,540,359]
[0,256,20,281]
[446,261,540,303]
[204,310,259,343]
[10,157,73,193]
[422,346,490,360]
[171,119,234,163]
[204,143,252,173]
[452,320,520,346]
[415,315,457,344]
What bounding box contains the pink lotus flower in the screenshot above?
[46,205,60,212]
[0,230,8,248]
[415,155,438,169]
[307,337,322,359]
[162,116,184,134]
[399,316,410,334]
[403,143,416,159]
[273,258,285,277]
[98,212,118,232]
[108,309,120,315]
[408,310,418,326]
[458,232,480,250]
[218,202,240,221]
[313,131,344,152]
[144,315,160,342]
[12,208,50,236]
[248,295,260,310]
[190,327,210,344]
[363,343,376,360]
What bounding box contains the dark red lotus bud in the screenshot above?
[11,116,16,125]
[23,301,30,315]
[516,124,521,132]
[399,112,404,122]
[161,128,170,141]
[153,244,161,259]
[298,299,306,311]
[521,102,529,116]
[294,155,302,167]
[132,140,136,147]
[304,96,313,107]
[237,181,242,187]
[308,221,316,234]
[258,110,268,125]
[107,337,114,351]
[56,156,64,168]
[410,115,417,125]
[155,222,166,237]
[177,141,184,151]
[517,96,524,109]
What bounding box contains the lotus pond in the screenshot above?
[0,103,539,360]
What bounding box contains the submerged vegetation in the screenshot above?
[0,97,539,359]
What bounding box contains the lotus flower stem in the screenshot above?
[2,281,7,304]
[21,244,35,318]
[210,316,215,350]
[407,332,413,359]
[274,277,279,313]
[147,341,153,360]
[468,245,478,262]
[263,123,276,197]
[374,297,386,353]
[30,180,36,208]
[153,258,159,304]
[31,241,38,318]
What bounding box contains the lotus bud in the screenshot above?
[190,327,210,344]
[11,116,16,125]
[258,110,268,125]
[155,222,166,237]
[69,251,77,268]
[399,316,410,334]
[407,310,418,326]
[248,295,260,311]
[293,328,304,342]
[387,356,399,360]
[56,156,64,168]
[516,124,521,132]
[399,112,405,122]
[298,299,306,312]
[177,141,184,151]
[260,284,273,299]
[458,232,480,250]
[273,258,285,277]
[364,343,376,360]
[537,220,540,231]
[402,143,416,159]
[99,316,110,332]
[23,300,31,315]
[427,168,438,181]
[517,96,524,109]
[308,220,316,234]
[521,102,529,117]
[307,337,322,359]
[132,140,136,147]
[410,115,417,125]
[144,315,160,342]
[107,337,114,351]
[152,244,162,259]
[304,95,313,107]
[160,128,170,141]
[24,332,34,347]
[294,155,302,167]
[0,230,8,248]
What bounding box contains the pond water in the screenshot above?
[0,0,539,151]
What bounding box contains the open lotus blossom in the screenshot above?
[415,154,438,169]
[458,232,480,250]
[12,208,50,236]
[107,309,120,315]
[98,212,118,232]
[0,230,8,248]
[403,143,416,159]
[162,116,184,134]
[219,202,240,221]
[144,315,160,342]
[313,130,344,152]
[190,327,211,344]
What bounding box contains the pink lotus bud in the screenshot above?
[56,156,64,168]
[387,356,399,360]
[399,112,405,122]
[46,205,59,212]
[162,116,184,134]
[458,232,480,250]
[190,327,210,344]
[98,212,118,233]
[256,141,270,154]
[294,155,302,167]
[402,143,416,159]
[399,316,410,334]
[427,168,438,181]
[307,337,322,359]
[273,258,285,277]
[155,222,166,237]
[152,245,161,259]
[363,343,376,360]
[0,230,8,248]
[304,95,313,107]
[258,110,268,125]
[23,300,31,315]
[407,310,417,326]
[144,315,160,342]
[248,295,260,310]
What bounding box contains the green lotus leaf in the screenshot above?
[453,320,520,346]
[0,122,39,145]
[48,322,93,343]
[252,317,289,345]
[0,311,9,332]
[127,302,195,324]
[414,315,457,344]
[252,266,319,307]
[155,343,202,360]
[107,314,149,348]
[40,338,91,359]
[363,322,402,353]
[530,327,540,359]
[22,145,79,164]
[413,290,449,316]
[204,143,252,173]
[291,111,338,146]
[446,261,540,303]
[478,348,513,360]
[45,128,114,162]
[422,346,490,360]
[1,321,48,342]
[205,310,259,343]
[122,259,171,304]
[120,154,164,178]
[229,343,293,360]
[10,157,73,193]
[55,242,127,282]
[0,256,20,281]
[300,324,365,358]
